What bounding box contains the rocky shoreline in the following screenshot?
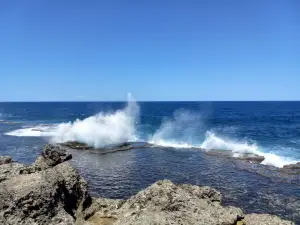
[0,144,295,225]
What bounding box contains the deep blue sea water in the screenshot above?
[0,101,300,222]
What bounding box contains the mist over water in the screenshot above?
[51,94,139,148]
[4,98,300,168]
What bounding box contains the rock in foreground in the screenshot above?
[0,144,295,225]
[0,145,91,225]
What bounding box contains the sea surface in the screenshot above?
[0,101,300,222]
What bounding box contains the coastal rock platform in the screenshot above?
[0,144,295,225]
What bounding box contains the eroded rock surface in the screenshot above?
[0,144,295,225]
[243,213,294,225]
[0,156,12,165]
[0,145,90,225]
[84,180,294,225]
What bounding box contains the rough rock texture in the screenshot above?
[33,144,72,169]
[59,141,151,155]
[0,144,295,225]
[281,162,300,174]
[0,145,90,225]
[0,156,12,165]
[84,180,295,225]
[243,213,294,225]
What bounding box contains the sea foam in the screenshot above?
[51,94,139,148]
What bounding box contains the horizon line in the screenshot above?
[1,100,300,103]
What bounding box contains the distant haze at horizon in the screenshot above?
[0,0,299,101]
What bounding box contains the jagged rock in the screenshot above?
[0,144,295,225]
[0,156,12,165]
[33,144,72,169]
[243,213,294,225]
[86,180,244,225]
[0,162,24,182]
[0,145,90,225]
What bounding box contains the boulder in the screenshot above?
[86,180,245,225]
[0,145,90,225]
[33,144,72,169]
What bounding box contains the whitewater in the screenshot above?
[5,98,299,168]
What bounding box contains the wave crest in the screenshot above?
[51,95,139,148]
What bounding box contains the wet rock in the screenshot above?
[59,141,151,155]
[0,156,12,165]
[60,141,93,150]
[205,150,265,164]
[243,213,294,225]
[234,160,300,184]
[281,162,300,175]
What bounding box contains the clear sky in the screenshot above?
[0,0,299,101]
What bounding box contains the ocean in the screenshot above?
[0,101,300,222]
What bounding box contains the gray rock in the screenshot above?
[243,213,294,225]
[0,144,294,225]
[86,180,244,225]
[0,162,24,182]
[0,156,12,165]
[0,145,90,225]
[33,144,72,170]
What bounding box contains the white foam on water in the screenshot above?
[201,132,299,168]
[5,125,56,137]
[51,94,139,148]
[149,109,203,149]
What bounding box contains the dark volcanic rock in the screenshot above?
[59,141,151,155]
[60,141,93,150]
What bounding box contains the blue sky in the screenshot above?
[0,0,299,101]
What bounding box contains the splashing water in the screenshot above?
[4,97,299,167]
[50,94,139,148]
[149,110,203,148]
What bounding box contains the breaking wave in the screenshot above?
[51,94,139,148]
[4,98,299,168]
[5,125,56,137]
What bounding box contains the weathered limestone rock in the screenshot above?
[0,145,90,225]
[0,156,12,165]
[243,213,294,225]
[0,144,295,225]
[33,144,72,169]
[86,180,244,225]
